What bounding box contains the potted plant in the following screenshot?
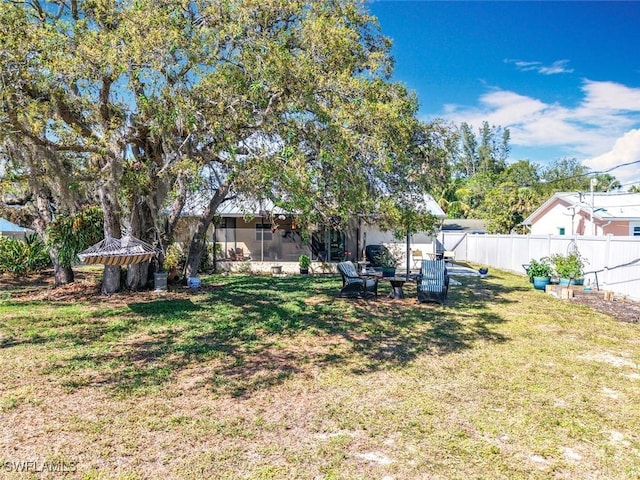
[376,247,399,278]
[298,254,311,275]
[162,243,183,283]
[527,257,553,290]
[549,252,586,285]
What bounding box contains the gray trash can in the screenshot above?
[154,272,168,291]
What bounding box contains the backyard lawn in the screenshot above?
[0,267,639,479]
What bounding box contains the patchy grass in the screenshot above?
[0,269,639,479]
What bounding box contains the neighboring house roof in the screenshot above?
[441,218,486,233]
[522,192,640,225]
[0,218,27,233]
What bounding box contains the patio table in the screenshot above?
[386,276,410,299]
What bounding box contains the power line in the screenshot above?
[541,159,640,186]
[600,159,640,174]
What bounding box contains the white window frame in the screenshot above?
[630,223,640,236]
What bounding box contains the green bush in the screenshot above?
[196,243,218,273]
[526,257,553,279]
[298,254,311,269]
[163,243,184,271]
[46,206,103,267]
[549,252,586,279]
[0,233,51,275]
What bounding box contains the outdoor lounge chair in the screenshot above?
[337,261,378,298]
[416,259,449,304]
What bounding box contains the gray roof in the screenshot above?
[181,194,288,218]
[442,218,486,233]
[183,193,445,219]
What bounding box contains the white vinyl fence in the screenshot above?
[438,232,640,301]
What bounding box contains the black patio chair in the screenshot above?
[337,261,378,298]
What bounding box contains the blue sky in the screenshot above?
[368,1,640,187]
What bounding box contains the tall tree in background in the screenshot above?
[540,157,591,193]
[475,159,544,233]
[592,173,621,192]
[455,122,478,178]
[444,121,511,219]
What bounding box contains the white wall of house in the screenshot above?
[529,204,634,237]
[526,192,640,237]
[528,202,601,236]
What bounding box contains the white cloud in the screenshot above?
[580,80,640,111]
[539,60,574,75]
[505,58,574,75]
[437,80,640,180]
[583,130,640,186]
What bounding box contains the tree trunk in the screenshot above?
[31,180,78,286]
[127,261,151,291]
[99,183,122,294]
[163,173,189,252]
[126,199,154,290]
[183,185,230,279]
[101,265,121,295]
[51,253,74,286]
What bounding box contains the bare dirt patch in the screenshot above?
[0,270,223,306]
[570,293,640,324]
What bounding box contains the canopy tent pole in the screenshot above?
[406,228,411,281]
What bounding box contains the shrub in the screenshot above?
[46,206,103,267]
[298,254,311,269]
[527,257,553,279]
[0,233,51,275]
[549,252,586,279]
[162,243,184,272]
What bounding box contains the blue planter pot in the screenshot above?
[382,268,396,278]
[533,276,551,290]
[559,277,584,286]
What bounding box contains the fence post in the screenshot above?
[604,234,612,287]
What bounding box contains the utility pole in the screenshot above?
[590,178,598,236]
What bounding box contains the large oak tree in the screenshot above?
[1,0,437,292]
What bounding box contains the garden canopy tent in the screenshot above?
[78,235,157,266]
[0,218,28,239]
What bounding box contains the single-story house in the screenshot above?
[174,194,446,265]
[522,192,640,237]
[0,217,30,240]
